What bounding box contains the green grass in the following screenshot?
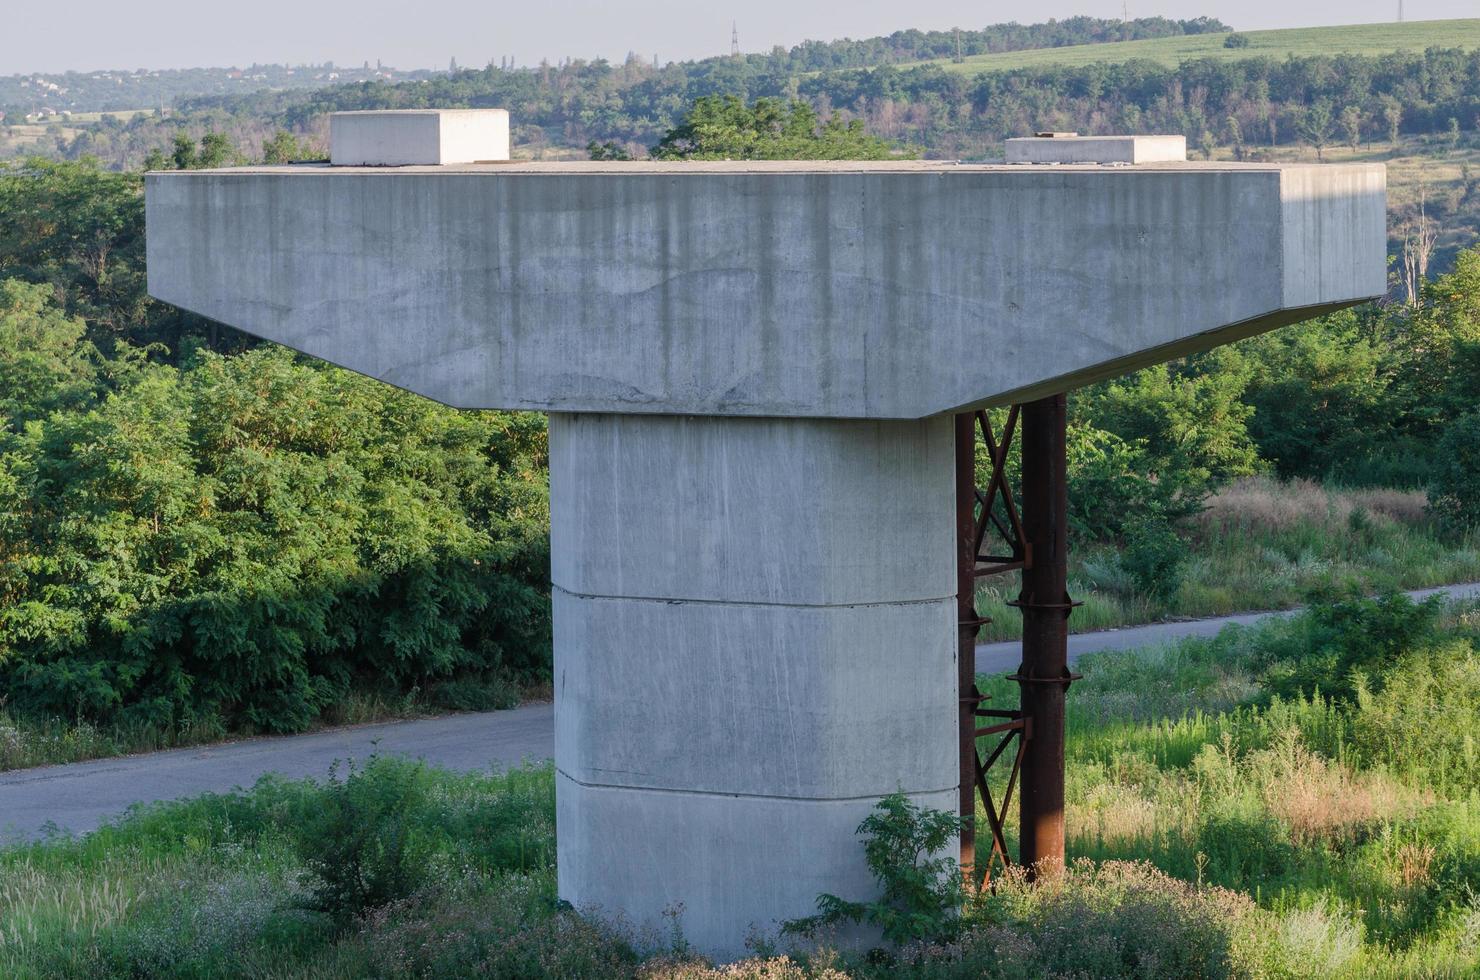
[977,477,1480,642]
[1,594,1477,977]
[970,595,1480,976]
[905,18,1480,74]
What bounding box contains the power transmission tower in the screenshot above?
[954,27,963,63]
[731,21,740,57]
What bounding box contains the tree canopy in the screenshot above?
[651,96,909,160]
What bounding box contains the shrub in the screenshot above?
[1195,811,1298,886]
[784,793,963,947]
[1067,424,1201,541]
[1429,410,1480,535]
[949,860,1250,979]
[1120,518,1187,601]
[1350,641,1480,790]
[293,757,432,922]
[428,673,523,712]
[1224,32,1251,48]
[350,872,641,979]
[289,757,556,923]
[1257,591,1443,702]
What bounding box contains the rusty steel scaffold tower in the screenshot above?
[957,395,1079,886]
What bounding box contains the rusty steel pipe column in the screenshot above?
[955,412,980,884]
[1016,393,1071,876]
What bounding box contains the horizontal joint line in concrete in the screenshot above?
[550,584,956,610]
[556,768,955,803]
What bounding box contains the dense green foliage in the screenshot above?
[1055,255,1480,540]
[1430,410,1480,531]
[0,304,550,731]
[0,158,216,353]
[650,96,905,159]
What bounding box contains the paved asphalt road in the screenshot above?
[4,580,1478,843]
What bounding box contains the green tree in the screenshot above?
[1240,311,1391,479]
[0,157,216,354]
[651,95,908,160]
[160,132,235,171]
[1339,105,1362,152]
[1381,95,1403,146]
[1198,129,1217,160]
[1297,101,1335,161]
[262,130,307,164]
[170,132,197,169]
[1065,423,1201,541]
[1226,114,1244,160]
[0,279,101,426]
[1079,348,1261,490]
[197,132,232,168]
[586,139,632,161]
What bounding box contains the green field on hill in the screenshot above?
[909,18,1480,74]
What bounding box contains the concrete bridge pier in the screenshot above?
[142,116,1388,958]
[549,412,958,955]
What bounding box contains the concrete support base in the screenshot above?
[550,412,957,958]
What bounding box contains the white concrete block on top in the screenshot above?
[329,109,510,166]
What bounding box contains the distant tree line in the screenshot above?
[24,44,1475,175]
[703,15,1231,73]
[0,62,441,119]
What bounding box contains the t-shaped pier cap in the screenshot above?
[1006,133,1187,165]
[329,108,511,166]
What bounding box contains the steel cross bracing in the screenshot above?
[956,399,1077,889]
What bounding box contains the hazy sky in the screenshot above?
[6,0,1477,75]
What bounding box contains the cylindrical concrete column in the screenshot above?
[550,412,957,958]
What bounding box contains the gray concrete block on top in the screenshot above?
[329,109,510,166]
[144,160,1386,420]
[1005,134,1186,164]
[549,413,954,605]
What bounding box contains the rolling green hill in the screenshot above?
[909,18,1480,74]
